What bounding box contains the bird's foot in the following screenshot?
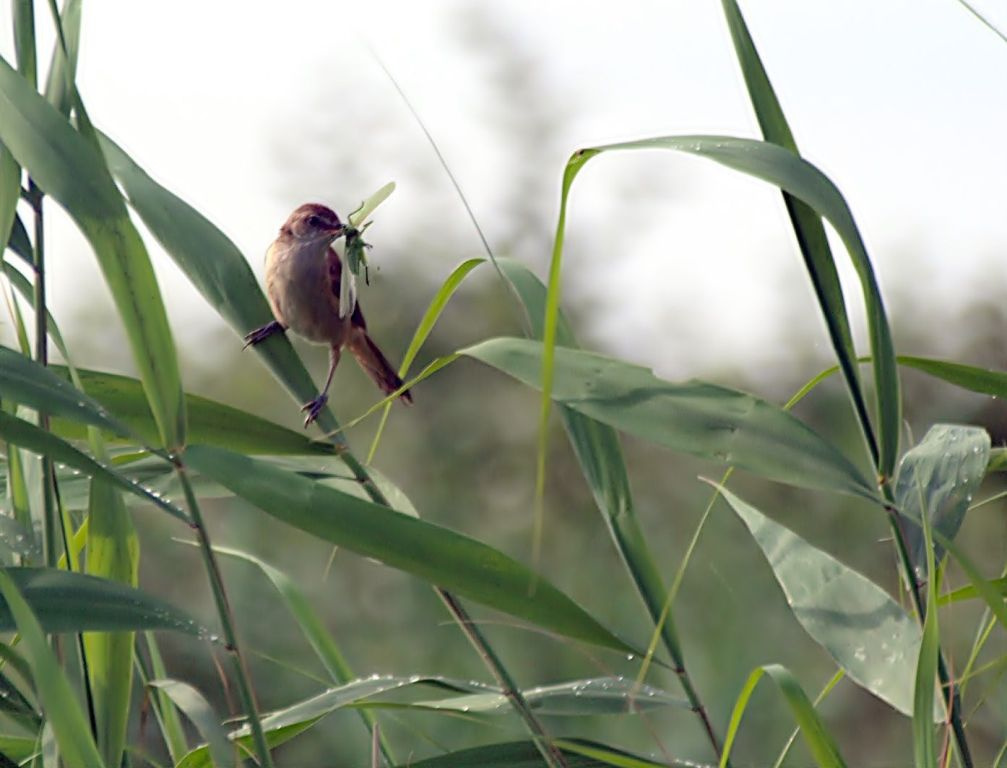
[301,393,329,428]
[243,320,284,348]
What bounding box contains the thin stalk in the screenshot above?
[437,591,566,768]
[315,418,565,768]
[881,484,971,768]
[174,464,274,768]
[26,184,57,573]
[609,512,723,760]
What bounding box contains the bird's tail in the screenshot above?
[349,332,413,404]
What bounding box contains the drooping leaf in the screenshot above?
[893,424,989,577]
[0,411,187,521]
[0,347,134,438]
[713,483,934,718]
[720,664,846,768]
[466,337,876,501]
[0,567,201,635]
[185,444,637,656]
[148,680,235,768]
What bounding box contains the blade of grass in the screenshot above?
[0,570,104,768]
[719,664,846,768]
[720,0,883,473]
[367,257,486,463]
[148,680,235,768]
[0,411,187,521]
[185,444,639,657]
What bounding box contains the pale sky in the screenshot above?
[3,1,1007,382]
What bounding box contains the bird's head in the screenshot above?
[282,203,345,243]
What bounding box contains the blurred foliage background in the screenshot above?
[3,5,1007,766]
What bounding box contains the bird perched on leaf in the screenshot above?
[244,203,412,427]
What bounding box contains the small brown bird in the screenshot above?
[244,203,412,427]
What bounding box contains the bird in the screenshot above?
[243,203,412,427]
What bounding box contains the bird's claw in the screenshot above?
[243,320,284,348]
[301,393,329,427]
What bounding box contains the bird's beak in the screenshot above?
[327,225,346,238]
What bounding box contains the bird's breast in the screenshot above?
[265,241,347,345]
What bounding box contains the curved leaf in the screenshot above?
[894,424,989,576]
[0,55,183,449]
[720,664,845,768]
[149,680,235,768]
[0,411,187,521]
[467,337,876,501]
[185,444,636,655]
[713,483,936,718]
[0,347,134,438]
[0,567,202,634]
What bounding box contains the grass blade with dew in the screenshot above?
[710,482,934,719]
[148,680,236,768]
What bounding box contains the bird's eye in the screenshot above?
[307,215,321,228]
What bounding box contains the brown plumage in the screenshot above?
[243,203,412,427]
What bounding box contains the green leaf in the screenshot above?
[0,347,134,438]
[83,478,139,768]
[720,0,881,474]
[898,355,1007,397]
[48,367,337,455]
[720,664,845,768]
[149,680,236,768]
[399,677,685,716]
[0,570,104,768]
[467,337,876,501]
[894,424,989,577]
[0,567,201,634]
[398,739,663,768]
[185,444,636,655]
[541,137,899,498]
[0,410,187,521]
[95,133,330,428]
[912,513,939,768]
[0,55,184,449]
[42,0,82,117]
[0,147,19,263]
[368,257,486,462]
[713,483,931,718]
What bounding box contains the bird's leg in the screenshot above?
[302,345,341,427]
[243,320,285,348]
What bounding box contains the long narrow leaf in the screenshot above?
[49,367,337,455]
[83,477,139,768]
[468,337,876,500]
[0,410,187,521]
[0,347,134,438]
[185,444,637,656]
[149,680,235,768]
[0,55,184,448]
[720,664,845,768]
[0,567,200,634]
[0,570,104,768]
[720,0,880,472]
